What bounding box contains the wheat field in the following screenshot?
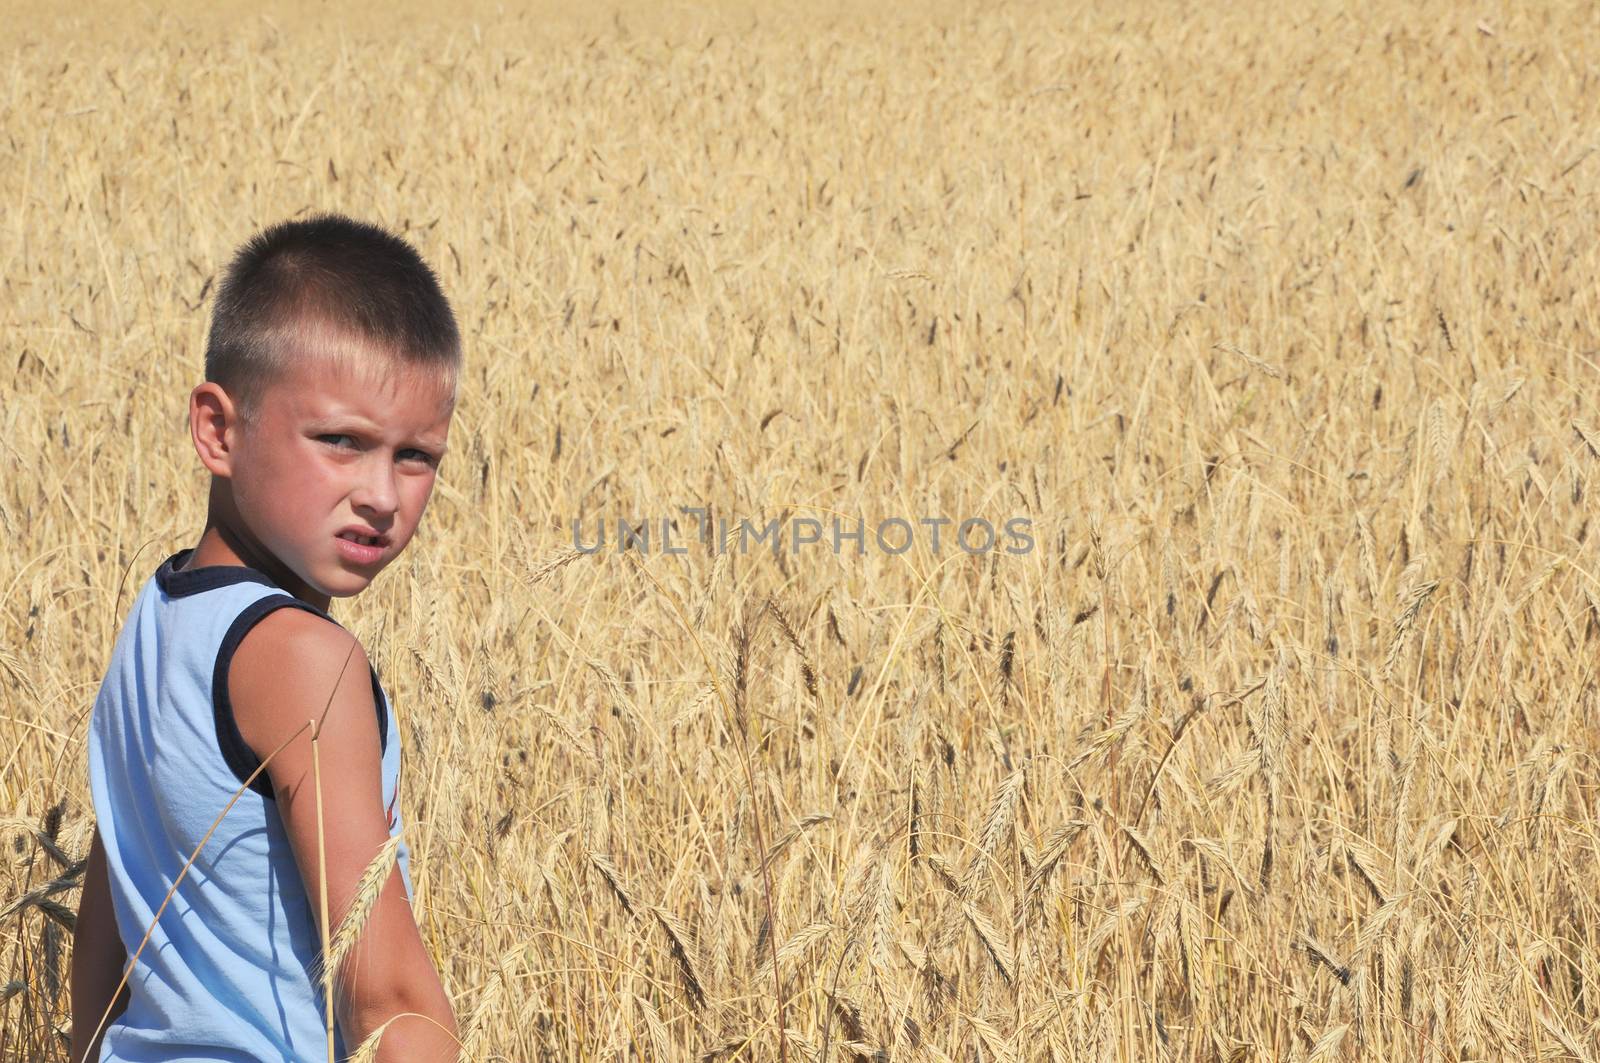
[4,0,1600,1059]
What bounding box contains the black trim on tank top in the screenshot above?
[213,594,389,801]
[156,548,281,598]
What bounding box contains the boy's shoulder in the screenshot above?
[235,602,369,667]
[228,605,380,762]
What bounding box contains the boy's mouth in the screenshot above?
[336,528,390,547]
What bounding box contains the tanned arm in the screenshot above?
[231,609,458,1062]
[69,826,131,1063]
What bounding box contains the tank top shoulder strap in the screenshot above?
[153,549,390,801]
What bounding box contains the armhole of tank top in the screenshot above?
[213,594,389,802]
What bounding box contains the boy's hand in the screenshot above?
[231,609,459,1061]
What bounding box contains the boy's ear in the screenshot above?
[189,382,239,477]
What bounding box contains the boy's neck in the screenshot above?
[183,519,332,613]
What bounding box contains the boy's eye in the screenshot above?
[318,435,437,466]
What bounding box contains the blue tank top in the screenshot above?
[86,547,413,1062]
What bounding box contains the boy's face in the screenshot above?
[223,350,455,606]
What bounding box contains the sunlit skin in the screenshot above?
[184,345,456,613]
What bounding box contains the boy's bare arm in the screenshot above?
[231,610,459,1062]
[68,826,130,1063]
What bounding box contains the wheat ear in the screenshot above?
[309,830,404,992]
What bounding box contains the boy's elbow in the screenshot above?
[338,963,459,1061]
[325,872,456,1058]
[343,976,453,1026]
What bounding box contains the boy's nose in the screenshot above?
[351,456,400,516]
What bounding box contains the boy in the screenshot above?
[69,213,462,1062]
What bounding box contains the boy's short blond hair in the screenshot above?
[203,213,460,427]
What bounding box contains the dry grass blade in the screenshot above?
[700,1036,754,1062]
[587,850,636,917]
[1427,398,1450,481]
[765,595,818,699]
[1536,1006,1594,1063]
[30,898,75,932]
[966,1012,1018,1063]
[1292,934,1350,985]
[692,524,735,629]
[587,656,632,714]
[1121,823,1166,885]
[1206,747,1261,797]
[871,866,900,983]
[1085,898,1144,957]
[1184,837,1255,898]
[1355,512,1380,602]
[1339,834,1393,903]
[1024,820,1088,902]
[757,920,834,979]
[311,717,335,1056]
[762,812,832,871]
[925,852,961,894]
[1068,670,1149,770]
[1574,420,1600,460]
[649,904,708,1011]
[962,901,1016,987]
[635,994,673,1059]
[0,865,86,921]
[1383,575,1439,680]
[0,818,80,872]
[1306,1023,1348,1062]
[1514,557,1563,613]
[962,766,1026,895]
[1351,893,1406,968]
[462,968,507,1059]
[514,545,588,591]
